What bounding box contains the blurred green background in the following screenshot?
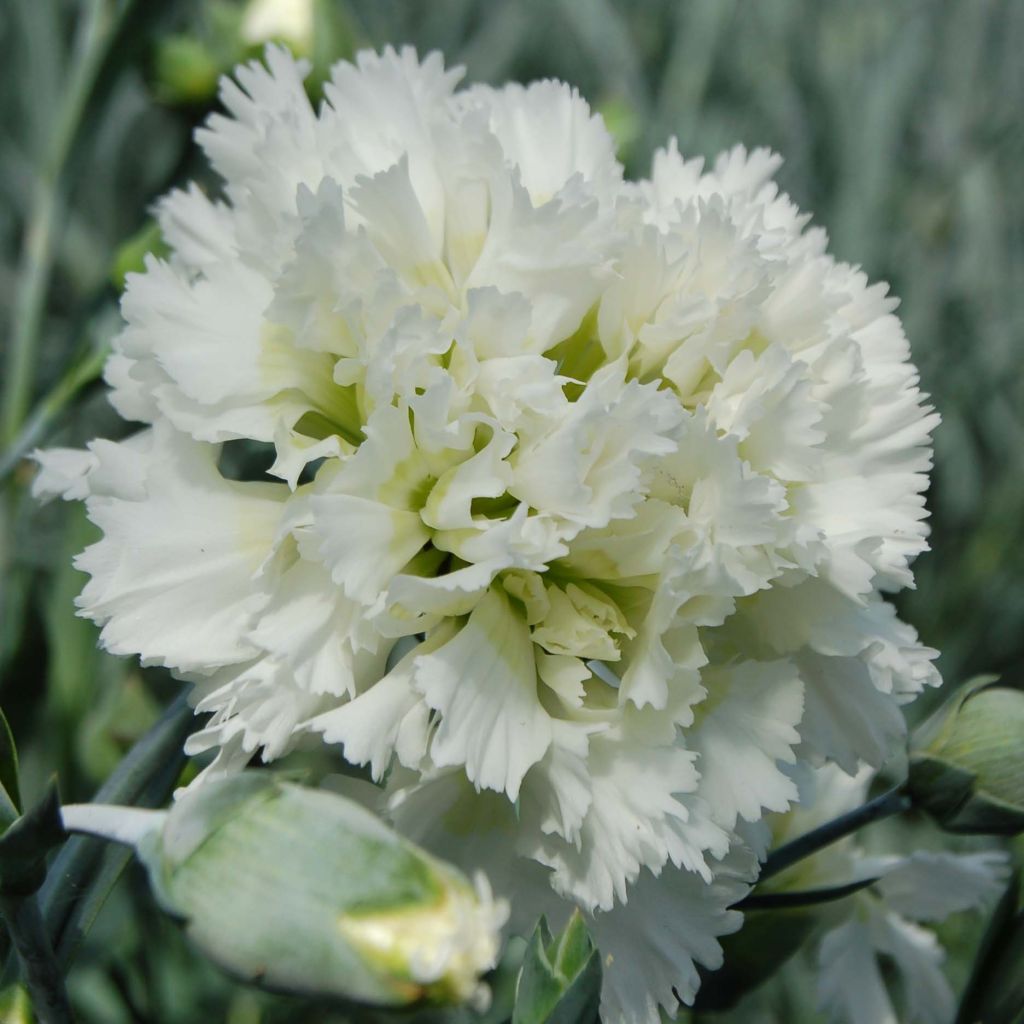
[0,1,1021,1021]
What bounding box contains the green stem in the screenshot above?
[0,892,73,1024]
[759,785,910,882]
[1,0,129,447]
[737,876,879,911]
[0,695,192,980]
[0,342,109,484]
[39,693,193,964]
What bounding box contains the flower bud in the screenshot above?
[152,35,223,105]
[62,774,507,1008]
[907,676,1024,836]
[241,0,315,57]
[0,984,31,1024]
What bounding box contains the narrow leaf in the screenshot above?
[955,870,1024,1024]
[0,708,21,817]
[0,780,65,896]
[39,691,192,963]
[514,912,601,1024]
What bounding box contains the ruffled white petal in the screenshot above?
[817,919,899,1024]
[589,848,753,1023]
[689,659,804,830]
[867,850,1010,923]
[30,447,97,502]
[413,588,552,799]
[460,79,622,204]
[310,634,438,779]
[75,425,286,672]
[532,723,704,911]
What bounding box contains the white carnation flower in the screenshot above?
[35,45,942,1021]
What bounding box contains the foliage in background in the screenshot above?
[0,1,1021,1021]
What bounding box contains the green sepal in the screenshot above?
[0,780,65,896]
[513,911,601,1024]
[908,675,1024,836]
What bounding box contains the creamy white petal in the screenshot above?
[386,769,564,937]
[464,169,611,351]
[534,726,702,911]
[868,913,954,1024]
[420,424,514,531]
[413,588,552,799]
[155,183,237,271]
[690,659,804,830]
[517,719,597,846]
[75,426,286,672]
[196,45,326,226]
[707,345,826,482]
[460,79,622,204]
[322,45,462,233]
[30,447,98,503]
[618,546,710,711]
[589,848,753,1023]
[511,361,681,531]
[268,427,346,490]
[349,156,451,297]
[309,633,443,779]
[866,850,1010,923]
[817,919,898,1024]
[795,652,907,773]
[386,561,498,620]
[115,256,342,443]
[306,492,429,606]
[245,558,382,697]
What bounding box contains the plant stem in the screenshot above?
[759,785,910,882]
[1,0,127,447]
[0,693,192,988]
[0,892,73,1024]
[40,693,193,964]
[0,342,109,484]
[736,876,879,911]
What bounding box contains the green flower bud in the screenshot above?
[595,97,640,163]
[111,221,169,291]
[62,774,507,1008]
[0,984,32,1024]
[153,35,223,105]
[908,676,1024,836]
